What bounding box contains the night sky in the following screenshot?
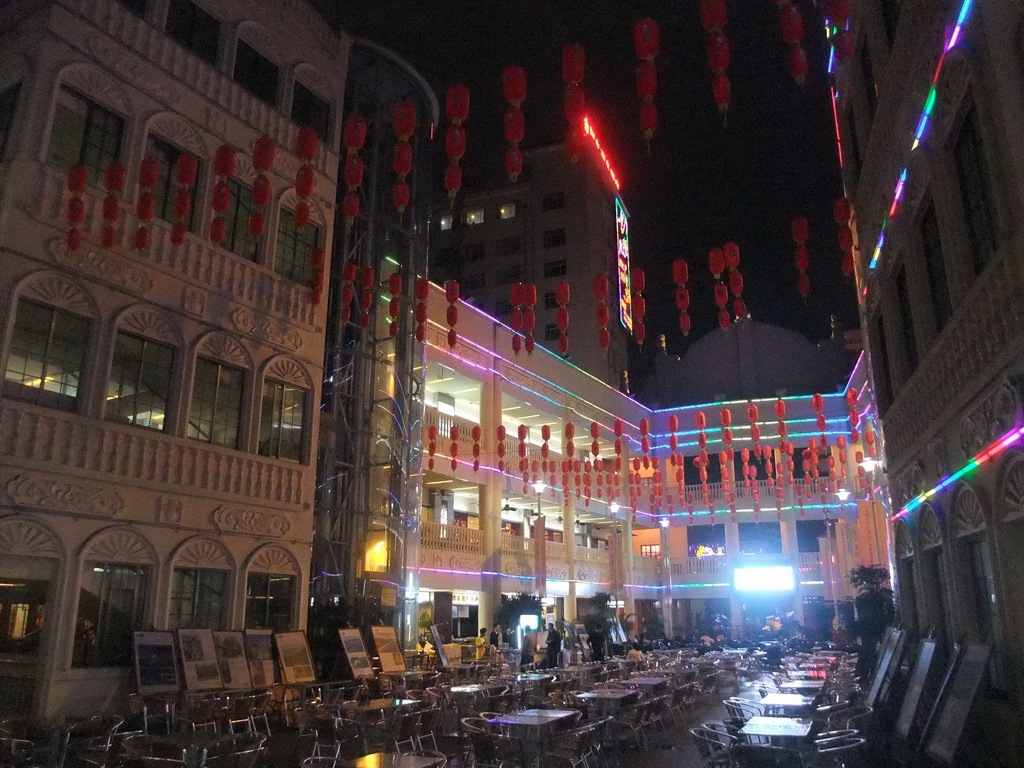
[320,1,859,388]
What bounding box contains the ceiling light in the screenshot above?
[835,488,851,501]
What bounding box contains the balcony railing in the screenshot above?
[546,541,567,562]
[420,521,482,555]
[631,555,661,587]
[671,555,727,578]
[576,547,611,564]
[501,532,533,556]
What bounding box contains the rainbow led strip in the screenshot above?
[866,0,974,269]
[895,423,1024,518]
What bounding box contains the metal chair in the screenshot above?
[733,744,804,768]
[810,735,867,768]
[690,725,737,768]
[197,733,266,768]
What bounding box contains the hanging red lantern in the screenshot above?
[505,148,523,183]
[134,156,160,251]
[100,162,125,249]
[789,46,809,85]
[343,192,360,222]
[209,145,235,243]
[633,18,659,142]
[633,17,660,59]
[295,127,318,162]
[792,215,809,243]
[504,108,525,145]
[562,44,585,85]
[780,4,804,45]
[343,116,367,153]
[700,0,726,32]
[393,102,416,140]
[445,84,470,125]
[393,180,410,213]
[445,280,459,348]
[723,241,740,270]
[640,102,658,139]
[707,34,729,73]
[392,103,415,214]
[444,164,462,199]
[712,75,732,112]
[502,65,527,107]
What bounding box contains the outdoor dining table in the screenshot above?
[575,689,636,715]
[489,709,581,768]
[343,752,447,768]
[340,698,421,720]
[760,693,816,715]
[625,676,672,692]
[123,731,228,768]
[739,716,813,740]
[780,679,826,692]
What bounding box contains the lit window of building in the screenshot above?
[465,208,485,225]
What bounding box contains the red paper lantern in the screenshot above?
[792,215,809,243]
[562,44,585,84]
[214,145,236,177]
[640,102,658,138]
[729,271,744,297]
[504,148,523,182]
[714,282,729,308]
[797,273,810,297]
[636,60,657,100]
[344,156,364,189]
[780,4,804,44]
[707,34,730,73]
[712,75,731,111]
[445,164,463,197]
[445,84,470,124]
[709,248,725,278]
[700,0,726,33]
[296,127,318,161]
[503,65,527,107]
[253,136,275,172]
[393,180,410,212]
[343,116,368,152]
[343,192,360,221]
[138,156,160,188]
[794,245,810,271]
[504,108,525,145]
[723,241,740,269]
[634,17,660,60]
[393,142,413,178]
[392,102,417,140]
[789,46,808,84]
[105,163,126,192]
[834,197,851,223]
[252,174,272,207]
[445,281,460,303]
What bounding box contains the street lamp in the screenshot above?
[860,457,880,473]
[835,488,851,502]
[530,481,546,536]
[609,501,621,516]
[659,517,670,528]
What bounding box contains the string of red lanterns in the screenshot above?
[339,260,357,325]
[633,17,659,144]
[414,277,429,342]
[426,425,437,471]
[444,84,469,200]
[210,144,235,244]
[358,266,374,329]
[444,280,459,347]
[135,155,160,250]
[700,0,732,117]
[248,136,274,241]
[65,165,86,252]
[777,0,808,85]
[673,259,690,336]
[496,425,507,473]
[101,162,125,249]
[631,268,646,344]
[392,101,416,214]
[594,275,611,349]
[169,154,196,246]
[555,280,570,356]
[385,272,402,337]
[342,115,367,223]
[503,66,526,182]
[834,197,854,276]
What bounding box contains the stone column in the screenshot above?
[478,369,503,629]
[660,522,673,638]
[725,519,743,637]
[563,494,577,623]
[779,511,804,624]
[621,512,635,629]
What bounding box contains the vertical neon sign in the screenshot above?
[615,197,632,330]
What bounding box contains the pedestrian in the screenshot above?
[489,623,501,648]
[590,628,605,662]
[544,623,562,668]
[522,628,537,669]
[476,627,488,660]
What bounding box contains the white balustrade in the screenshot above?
[420,521,482,555]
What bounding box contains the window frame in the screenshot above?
[47,86,125,189]
[291,80,331,142]
[164,0,220,66]
[952,104,998,274]
[145,134,202,231]
[233,39,279,107]
[258,378,307,462]
[168,567,229,629]
[274,209,322,284]
[222,178,259,261]
[465,209,485,225]
[188,356,245,448]
[73,561,150,667]
[106,330,176,431]
[542,228,567,249]
[543,258,567,277]
[919,201,953,334]
[244,571,295,632]
[499,203,516,219]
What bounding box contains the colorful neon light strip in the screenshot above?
[867,0,974,269]
[895,423,1024,518]
[581,116,621,190]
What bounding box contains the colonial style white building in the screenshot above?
[0,0,346,718]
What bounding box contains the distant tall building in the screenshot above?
[839,0,1024,758]
[430,139,632,388]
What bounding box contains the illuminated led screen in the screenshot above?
[734,566,796,592]
[615,197,632,331]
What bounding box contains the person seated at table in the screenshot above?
[626,642,645,663]
[476,627,489,660]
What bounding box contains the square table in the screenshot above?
[575,689,636,715]
[344,753,447,768]
[626,676,672,691]
[760,693,815,715]
[780,679,825,691]
[739,716,813,739]
[489,710,581,768]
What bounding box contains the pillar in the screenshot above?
[780,511,804,624]
[563,494,577,623]
[621,512,635,633]
[479,370,503,629]
[725,519,743,637]
[660,522,673,638]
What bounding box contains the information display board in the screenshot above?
[896,639,936,741]
[338,628,374,678]
[430,624,449,667]
[866,627,902,708]
[275,631,316,684]
[177,628,222,690]
[212,631,252,690]
[371,625,406,674]
[244,630,276,686]
[133,631,179,693]
[924,643,990,764]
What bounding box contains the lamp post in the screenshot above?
[530,480,546,528]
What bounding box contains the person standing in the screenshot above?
[522,628,537,669]
[545,624,562,668]
[476,627,488,660]
[489,624,501,648]
[590,628,605,662]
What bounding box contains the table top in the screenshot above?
[627,677,671,686]
[387,671,432,678]
[739,717,813,738]
[344,753,446,768]
[780,679,826,690]
[516,674,553,681]
[341,698,419,710]
[449,684,490,694]
[490,708,579,727]
[576,690,636,700]
[760,693,815,708]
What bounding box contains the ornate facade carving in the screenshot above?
[175,537,233,569]
[84,527,155,564]
[117,305,183,345]
[183,287,206,318]
[919,504,943,551]
[959,380,1021,458]
[231,309,302,350]
[60,62,130,116]
[248,545,299,574]
[6,474,123,516]
[86,37,181,106]
[19,271,97,317]
[891,462,925,510]
[0,516,61,558]
[894,519,914,560]
[147,112,207,156]
[265,356,311,388]
[213,505,290,536]
[1000,453,1024,522]
[952,485,986,538]
[198,332,250,368]
[49,238,154,294]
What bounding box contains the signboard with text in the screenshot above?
[615,197,632,331]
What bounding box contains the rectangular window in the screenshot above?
[542,191,565,211]
[168,568,228,629]
[543,228,566,249]
[188,358,244,448]
[259,380,306,461]
[74,563,149,667]
[439,215,453,231]
[165,0,220,66]
[0,565,48,659]
[543,324,559,341]
[0,83,21,160]
[967,539,1006,689]
[543,258,567,277]
[920,202,952,333]
[954,106,997,273]
[145,135,201,231]
[496,264,523,286]
[465,243,486,262]
[223,179,258,260]
[496,236,521,258]
[543,292,558,310]
[47,88,124,188]
[465,209,484,225]
[291,82,330,142]
[275,210,321,284]
[4,300,90,411]
[894,266,918,374]
[106,332,175,431]
[234,40,279,106]
[245,573,294,631]
[461,273,485,291]
[738,522,783,554]
[861,41,877,120]
[640,544,661,559]
[500,203,516,219]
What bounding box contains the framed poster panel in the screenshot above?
[177,628,222,690]
[133,631,180,693]
[275,631,316,684]
[338,628,374,678]
[924,643,990,764]
[866,627,902,707]
[212,631,252,690]
[574,623,592,662]
[430,624,449,667]
[244,629,277,687]
[896,639,937,740]
[878,627,908,707]
[371,625,406,674]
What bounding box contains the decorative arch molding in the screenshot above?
[0,53,29,91]
[279,188,326,228]
[81,526,158,565]
[114,304,184,346]
[0,514,63,558]
[998,451,1024,523]
[293,63,331,100]
[233,154,257,184]
[932,46,974,145]
[951,483,986,538]
[262,354,313,389]
[196,331,252,369]
[236,20,283,64]
[15,270,99,318]
[146,111,209,157]
[894,519,914,560]
[919,504,943,551]
[172,536,234,570]
[57,62,131,117]
[246,544,300,575]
